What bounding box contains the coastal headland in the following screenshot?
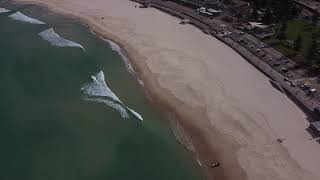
[10,0,320,179]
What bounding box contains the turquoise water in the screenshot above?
[0,3,203,180]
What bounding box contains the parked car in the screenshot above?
[287,73,294,78]
[283,60,289,64]
[290,82,296,87]
[307,88,317,96]
[237,39,244,43]
[300,84,311,91]
[273,63,280,67]
[280,68,288,73]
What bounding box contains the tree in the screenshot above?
[312,14,319,26]
[223,0,233,5]
[293,33,302,51]
[251,6,259,20]
[262,9,273,25]
[276,21,287,40]
[305,39,317,62]
[272,0,294,22]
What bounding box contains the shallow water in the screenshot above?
[0,3,203,180]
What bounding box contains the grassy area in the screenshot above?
[264,19,320,65]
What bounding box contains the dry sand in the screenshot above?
[12,0,320,179]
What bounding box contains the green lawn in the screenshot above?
[264,19,320,64]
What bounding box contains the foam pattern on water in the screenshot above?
[81,71,121,103]
[39,28,85,51]
[0,8,10,13]
[102,38,144,86]
[103,38,135,74]
[81,71,143,121]
[83,97,129,119]
[127,107,143,121]
[8,12,45,24]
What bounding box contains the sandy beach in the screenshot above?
[11,0,320,179]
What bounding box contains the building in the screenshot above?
[310,121,320,136]
[197,7,222,16]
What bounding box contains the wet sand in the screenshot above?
[12,0,320,179]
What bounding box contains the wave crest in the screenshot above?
[103,39,135,74]
[8,11,45,24]
[81,71,121,103]
[81,71,143,121]
[38,28,85,51]
[83,97,129,119]
[102,38,144,86]
[0,8,10,14]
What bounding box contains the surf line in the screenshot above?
[0,7,10,14]
[81,71,143,121]
[100,37,144,86]
[8,11,45,24]
[38,28,85,51]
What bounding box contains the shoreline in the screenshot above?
[6,1,216,178]
[7,1,243,179]
[9,0,320,180]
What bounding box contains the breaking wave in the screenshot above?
[81,71,121,103]
[103,38,135,74]
[101,38,144,86]
[8,11,45,24]
[39,28,85,51]
[127,107,143,121]
[0,8,10,14]
[83,97,129,119]
[38,28,85,51]
[81,71,143,121]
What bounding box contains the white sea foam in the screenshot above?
[0,8,10,14]
[127,107,143,121]
[137,79,144,86]
[81,71,121,103]
[83,97,129,119]
[102,38,145,86]
[197,159,203,167]
[8,12,45,24]
[89,29,96,36]
[102,38,135,74]
[38,28,85,51]
[81,71,143,121]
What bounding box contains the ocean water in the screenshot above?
[0,2,203,180]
